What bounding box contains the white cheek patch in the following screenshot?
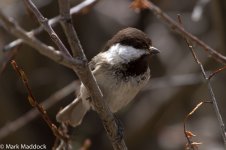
[103,43,147,64]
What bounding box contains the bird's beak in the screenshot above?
[149,46,160,55]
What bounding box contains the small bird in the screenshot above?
[56,27,159,127]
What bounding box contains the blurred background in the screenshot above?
[0,0,226,149]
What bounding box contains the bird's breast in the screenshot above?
[96,67,150,112]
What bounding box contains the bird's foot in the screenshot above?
[114,114,124,142]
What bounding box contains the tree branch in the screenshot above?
[58,0,85,58]
[2,0,98,52]
[10,60,69,147]
[24,0,71,57]
[1,0,98,75]
[177,15,226,148]
[184,101,212,150]
[23,0,127,149]
[147,1,226,64]
[0,81,79,140]
[57,0,127,149]
[0,11,81,69]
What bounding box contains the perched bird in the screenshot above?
[56,27,159,127]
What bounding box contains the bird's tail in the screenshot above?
[56,97,88,127]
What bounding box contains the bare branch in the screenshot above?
[0,11,81,69]
[0,45,20,75]
[10,60,69,147]
[22,0,127,149]
[58,0,85,58]
[1,0,98,74]
[184,101,212,150]
[0,81,79,140]
[57,0,127,149]
[144,1,226,64]
[177,15,226,148]
[24,0,71,57]
[208,66,226,80]
[2,0,98,52]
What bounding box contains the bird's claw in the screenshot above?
[114,114,124,142]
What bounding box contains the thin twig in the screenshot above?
[184,101,212,150]
[24,0,71,57]
[58,0,85,58]
[10,60,69,144]
[208,66,226,80]
[0,11,81,69]
[1,0,98,70]
[177,15,226,148]
[0,44,21,75]
[1,0,98,71]
[2,0,98,52]
[1,0,98,85]
[206,81,226,147]
[0,80,79,140]
[145,1,226,64]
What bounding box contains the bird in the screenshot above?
[56,27,159,127]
